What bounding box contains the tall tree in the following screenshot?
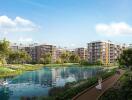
[8,51,19,64]
[19,51,31,64]
[7,51,31,64]
[118,48,132,69]
[118,48,132,80]
[0,39,10,65]
[69,54,80,63]
[40,52,52,64]
[60,51,70,64]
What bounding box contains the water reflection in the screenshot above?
[0,66,102,100]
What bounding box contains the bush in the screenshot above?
[29,69,116,100]
[99,88,119,100]
[100,71,132,100]
[80,60,92,66]
[55,77,98,100]
[54,69,116,100]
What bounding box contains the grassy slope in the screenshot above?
[0,63,78,78]
[0,64,44,78]
[0,63,117,78]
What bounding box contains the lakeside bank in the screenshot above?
[0,63,118,78]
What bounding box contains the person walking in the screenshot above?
[96,77,102,91]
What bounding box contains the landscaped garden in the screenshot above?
[26,68,116,100]
[99,70,132,100]
[99,48,132,100]
[0,39,131,100]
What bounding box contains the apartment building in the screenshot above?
[36,44,56,63]
[87,41,126,65]
[128,44,132,48]
[56,48,65,59]
[24,46,37,62]
[75,48,88,60]
[10,43,25,51]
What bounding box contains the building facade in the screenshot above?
[75,48,88,60]
[10,40,126,65]
[10,43,25,51]
[36,44,56,63]
[24,46,37,62]
[88,41,126,65]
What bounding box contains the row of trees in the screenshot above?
[39,51,81,64]
[0,39,31,65]
[2,38,131,66]
[0,39,82,65]
[60,51,80,63]
[0,39,103,65]
[39,46,132,66]
[0,39,10,64]
[7,51,31,64]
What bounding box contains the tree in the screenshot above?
[95,59,103,65]
[40,52,52,64]
[80,60,90,65]
[56,58,62,64]
[7,51,31,64]
[118,48,132,69]
[69,54,80,63]
[0,39,10,65]
[60,51,70,64]
[19,51,31,64]
[8,51,19,64]
[118,48,132,80]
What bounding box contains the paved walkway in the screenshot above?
[73,69,125,100]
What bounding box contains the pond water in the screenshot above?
[0,66,103,100]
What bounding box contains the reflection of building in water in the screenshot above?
[12,67,100,87]
[51,67,77,86]
[15,69,53,87]
[51,68,62,86]
[66,75,76,82]
[41,69,52,86]
[83,72,88,79]
[71,68,97,80]
[51,68,57,85]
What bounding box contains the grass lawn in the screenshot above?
[0,64,44,78]
[0,63,117,78]
[45,63,79,67]
[0,67,15,72]
[0,66,22,78]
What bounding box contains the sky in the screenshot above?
[0,0,132,48]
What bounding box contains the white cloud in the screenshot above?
[0,15,38,34]
[95,22,132,36]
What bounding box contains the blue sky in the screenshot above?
[0,0,132,48]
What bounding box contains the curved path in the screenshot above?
[73,69,125,100]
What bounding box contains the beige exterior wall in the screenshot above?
[75,48,87,60]
[36,45,56,63]
[88,41,125,65]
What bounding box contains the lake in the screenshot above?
[0,66,102,100]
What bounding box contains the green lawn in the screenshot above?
[0,64,44,78]
[0,63,79,78]
[0,67,15,72]
[0,67,22,78]
[45,63,79,67]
